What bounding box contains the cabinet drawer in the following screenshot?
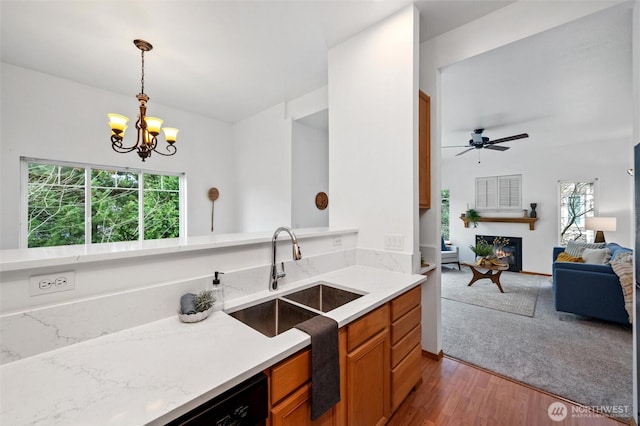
[390,286,421,322]
[390,305,421,345]
[347,304,389,353]
[391,324,421,368]
[391,344,422,412]
[271,349,311,405]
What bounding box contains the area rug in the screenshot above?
[441,267,540,317]
[441,271,633,420]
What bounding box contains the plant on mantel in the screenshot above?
[465,208,481,228]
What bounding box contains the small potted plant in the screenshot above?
[469,240,494,266]
[466,208,481,228]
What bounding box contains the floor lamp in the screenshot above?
[585,217,617,243]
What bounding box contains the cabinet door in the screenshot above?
[347,330,390,426]
[391,344,422,412]
[271,383,334,426]
[419,90,431,209]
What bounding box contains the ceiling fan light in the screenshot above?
[144,116,164,136]
[162,127,179,144]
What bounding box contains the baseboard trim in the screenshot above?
[444,354,629,424]
[422,349,444,361]
[520,270,551,277]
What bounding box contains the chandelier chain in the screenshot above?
[140,49,145,95]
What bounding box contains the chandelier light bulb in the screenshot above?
[107,113,129,134]
[144,117,164,136]
[162,127,179,144]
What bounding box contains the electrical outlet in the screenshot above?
[384,234,404,251]
[333,236,342,247]
[30,271,75,296]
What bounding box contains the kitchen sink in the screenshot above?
[227,283,364,338]
[283,283,363,313]
[228,298,319,338]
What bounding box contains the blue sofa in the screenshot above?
[552,243,632,325]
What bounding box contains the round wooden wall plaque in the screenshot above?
[315,192,328,210]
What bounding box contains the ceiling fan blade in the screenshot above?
[484,145,510,152]
[455,148,475,156]
[443,145,472,149]
[487,133,529,144]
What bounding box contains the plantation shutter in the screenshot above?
[475,177,497,208]
[475,174,522,209]
[497,175,521,208]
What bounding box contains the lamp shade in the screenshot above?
[585,217,617,232]
[162,127,179,144]
[107,113,129,134]
[144,117,164,136]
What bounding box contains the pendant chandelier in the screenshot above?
[107,39,179,162]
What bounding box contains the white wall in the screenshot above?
[233,103,292,232]
[0,63,236,248]
[291,121,328,228]
[328,5,419,270]
[232,86,329,233]
[443,137,632,274]
[419,0,629,356]
[632,1,639,422]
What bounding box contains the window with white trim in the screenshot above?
[23,158,184,248]
[558,180,596,245]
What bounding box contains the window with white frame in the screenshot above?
[558,180,596,245]
[23,158,184,248]
[475,174,521,209]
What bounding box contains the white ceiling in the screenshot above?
[440,2,633,159]
[0,0,511,123]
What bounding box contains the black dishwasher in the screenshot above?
[166,372,268,426]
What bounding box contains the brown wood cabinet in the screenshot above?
[268,287,422,426]
[346,304,390,426]
[269,348,337,426]
[419,91,431,210]
[389,286,422,412]
[271,383,334,426]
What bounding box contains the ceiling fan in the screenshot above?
[446,128,529,156]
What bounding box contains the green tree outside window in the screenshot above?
[26,160,181,248]
[441,189,450,241]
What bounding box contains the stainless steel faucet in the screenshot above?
[269,226,302,291]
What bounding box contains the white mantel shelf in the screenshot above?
[460,216,539,230]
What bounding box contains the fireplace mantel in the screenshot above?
[460,216,538,230]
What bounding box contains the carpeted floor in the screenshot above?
[441,266,633,419]
[441,267,540,316]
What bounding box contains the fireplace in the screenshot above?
[476,235,522,272]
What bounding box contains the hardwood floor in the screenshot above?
[387,355,628,426]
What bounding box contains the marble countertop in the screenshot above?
[0,266,427,425]
[0,227,357,272]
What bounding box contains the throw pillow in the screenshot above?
[564,240,606,257]
[441,237,448,251]
[556,252,584,263]
[581,248,611,264]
